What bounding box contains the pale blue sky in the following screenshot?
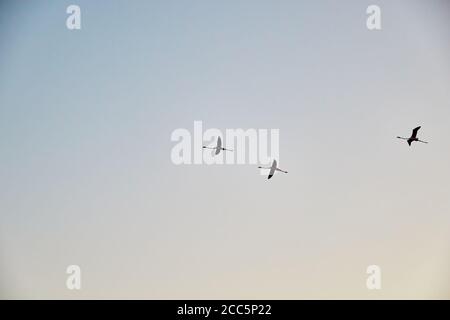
[1,0,449,298]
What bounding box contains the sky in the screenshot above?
[0,0,449,299]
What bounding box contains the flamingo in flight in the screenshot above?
[397,126,428,146]
[202,136,233,155]
[258,159,288,180]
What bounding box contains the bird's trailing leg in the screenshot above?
[276,168,288,173]
[417,139,428,144]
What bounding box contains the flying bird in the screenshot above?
[258,159,288,180]
[397,126,428,146]
[202,136,233,155]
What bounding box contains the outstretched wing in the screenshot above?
[411,126,421,138]
[268,160,277,179]
[216,136,222,149]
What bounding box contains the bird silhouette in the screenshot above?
[258,159,288,180]
[397,126,428,146]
